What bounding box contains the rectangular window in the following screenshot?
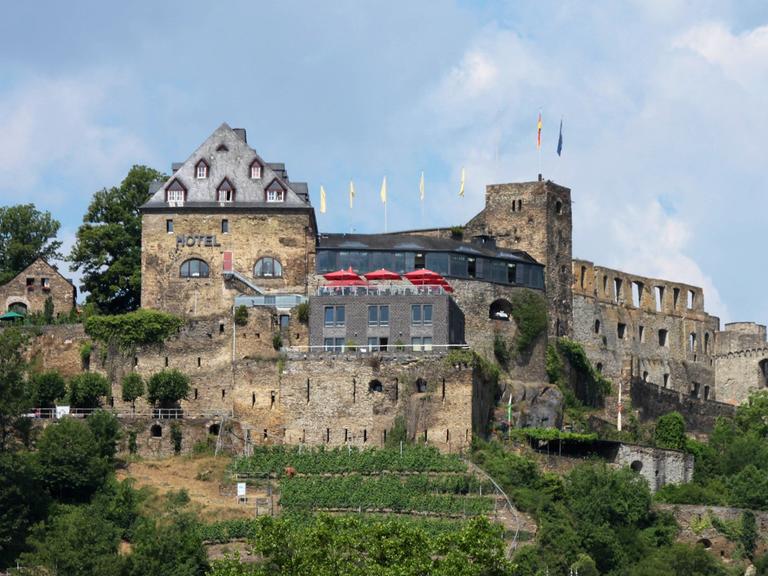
[639,325,645,343]
[324,307,334,327]
[658,329,668,347]
[167,189,184,203]
[411,337,422,351]
[221,219,229,234]
[26,277,34,287]
[507,264,517,284]
[368,306,378,326]
[411,304,421,324]
[166,219,173,233]
[617,323,626,340]
[323,306,345,327]
[335,337,345,351]
[367,337,379,351]
[422,337,433,351]
[267,190,284,202]
[324,337,334,352]
[41,277,50,289]
[414,252,425,269]
[335,305,345,326]
[379,305,389,326]
[467,257,476,278]
[251,165,262,179]
[218,190,234,202]
[423,305,432,325]
[196,165,207,179]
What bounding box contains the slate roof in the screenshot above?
[317,233,541,265]
[141,123,312,210]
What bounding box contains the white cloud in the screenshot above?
[0,72,148,205]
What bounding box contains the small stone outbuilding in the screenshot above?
[0,258,76,318]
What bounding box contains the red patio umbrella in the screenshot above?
[323,266,362,281]
[404,269,444,285]
[327,277,369,287]
[364,268,401,281]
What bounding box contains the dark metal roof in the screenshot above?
[317,233,540,265]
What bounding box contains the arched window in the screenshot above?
[180,258,210,278]
[489,298,513,321]
[254,257,282,278]
[415,378,427,393]
[760,359,768,387]
[150,424,162,438]
[368,380,383,393]
[8,301,27,315]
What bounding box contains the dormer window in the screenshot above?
[250,160,262,179]
[195,160,209,179]
[217,178,235,202]
[165,178,186,204]
[265,179,285,203]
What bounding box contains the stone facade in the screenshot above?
[0,258,76,317]
[713,322,768,404]
[465,180,573,338]
[615,443,694,492]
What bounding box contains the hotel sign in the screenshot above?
[176,234,222,248]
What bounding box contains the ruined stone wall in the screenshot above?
[141,210,315,317]
[615,443,694,492]
[27,324,90,378]
[232,356,479,452]
[630,378,735,433]
[464,181,572,339]
[714,322,768,405]
[0,259,76,317]
[572,260,720,419]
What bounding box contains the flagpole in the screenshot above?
[384,200,388,233]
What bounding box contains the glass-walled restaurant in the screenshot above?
[316,248,545,290]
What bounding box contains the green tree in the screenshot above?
[87,410,121,460]
[43,295,54,324]
[0,452,49,569]
[68,372,111,408]
[0,328,30,451]
[147,370,189,408]
[20,505,123,576]
[30,370,66,409]
[234,305,249,326]
[126,513,208,576]
[654,411,686,450]
[70,165,166,313]
[629,543,728,576]
[36,418,109,502]
[729,464,768,510]
[122,372,145,413]
[0,204,62,284]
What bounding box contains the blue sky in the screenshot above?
[1,1,767,327]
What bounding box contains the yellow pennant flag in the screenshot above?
[320,185,327,213]
[380,176,387,204]
[419,171,425,201]
[349,181,356,209]
[459,167,465,197]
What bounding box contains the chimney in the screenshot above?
[233,128,247,143]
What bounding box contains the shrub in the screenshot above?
[121,372,144,411]
[170,422,183,455]
[87,410,121,460]
[147,370,189,408]
[295,301,310,324]
[128,431,138,454]
[68,372,111,408]
[31,371,66,408]
[79,341,93,369]
[555,338,612,407]
[84,309,183,350]
[43,296,54,324]
[654,411,686,450]
[510,290,548,354]
[234,305,249,326]
[272,332,283,351]
[493,335,510,368]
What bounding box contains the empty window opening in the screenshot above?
[416,378,427,393]
[423,429,428,442]
[194,388,198,400]
[704,385,710,400]
[270,391,276,408]
[369,379,383,393]
[134,356,139,367]
[555,200,563,214]
[508,263,517,283]
[658,329,668,347]
[326,428,330,443]
[489,299,513,321]
[602,275,608,295]
[580,266,586,289]
[760,360,768,387]
[673,287,680,309]
[594,319,601,334]
[511,200,516,212]
[352,378,356,403]
[164,356,169,367]
[150,424,162,438]
[654,286,664,311]
[344,428,348,442]
[446,429,450,442]
[663,374,670,388]
[251,392,256,407]
[517,199,522,211]
[613,278,623,303]
[209,424,220,436]
[617,323,626,340]
[691,382,700,398]
[689,332,697,353]
[363,429,368,443]
[259,428,266,440]
[302,429,305,443]
[221,219,229,234]
[632,281,643,308]
[596,363,603,374]
[414,252,425,269]
[642,371,648,382]
[197,357,201,367]
[306,379,310,403]
[219,322,225,334]
[698,539,712,550]
[687,289,695,309]
[221,389,226,399]
[639,325,645,343]
[394,378,399,402]
[442,378,446,400]
[467,257,476,278]
[704,332,710,354]
[166,219,173,233]
[630,460,643,472]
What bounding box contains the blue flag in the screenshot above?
[557,118,563,157]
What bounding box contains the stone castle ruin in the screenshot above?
[14,122,768,456]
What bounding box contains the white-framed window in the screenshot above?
[167,189,184,203]
[267,189,284,202]
[251,164,262,179]
[217,189,234,202]
[196,162,208,179]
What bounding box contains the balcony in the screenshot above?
[315,284,450,298]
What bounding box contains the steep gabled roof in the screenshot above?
[141,123,311,209]
[1,258,76,289]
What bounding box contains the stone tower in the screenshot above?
[465,180,573,337]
